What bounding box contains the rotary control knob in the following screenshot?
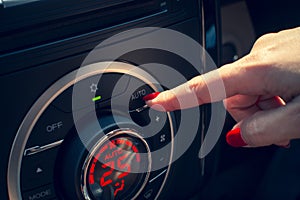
[82,130,151,200]
[8,62,174,200]
[55,115,151,200]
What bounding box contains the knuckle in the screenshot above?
[162,91,178,111]
[254,33,276,46]
[222,99,230,110]
[188,76,207,104]
[222,98,236,112]
[234,53,262,67]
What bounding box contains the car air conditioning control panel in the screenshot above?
[1,0,220,199]
[9,62,175,200]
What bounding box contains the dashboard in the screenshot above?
[1,0,220,199]
[1,0,300,200]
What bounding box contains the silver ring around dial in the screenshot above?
[7,61,174,200]
[81,128,151,200]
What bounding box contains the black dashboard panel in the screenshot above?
[0,1,221,200]
[1,0,166,54]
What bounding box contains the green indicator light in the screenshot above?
[92,96,102,102]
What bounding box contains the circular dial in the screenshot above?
[82,130,151,200]
[8,62,174,200]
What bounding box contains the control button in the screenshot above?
[150,128,172,167]
[45,121,63,134]
[143,189,153,199]
[129,90,166,128]
[52,73,130,112]
[158,132,169,144]
[124,76,158,110]
[150,147,170,167]
[22,184,56,200]
[25,105,72,148]
[149,169,167,184]
[160,134,166,143]
[21,147,59,191]
[124,78,158,126]
[24,140,63,156]
[152,116,171,148]
[141,184,160,200]
[36,167,43,174]
[129,104,149,113]
[129,85,155,111]
[139,171,166,200]
[155,115,160,122]
[140,168,168,199]
[89,83,98,93]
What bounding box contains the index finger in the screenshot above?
[146,59,268,111]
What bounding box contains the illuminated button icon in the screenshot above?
[90,83,98,93]
[92,96,102,102]
[36,167,43,174]
[160,134,166,143]
[143,189,153,199]
[155,116,160,122]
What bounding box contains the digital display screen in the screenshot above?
[87,136,149,199]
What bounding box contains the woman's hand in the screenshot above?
[146,27,300,147]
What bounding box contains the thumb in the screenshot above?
[237,95,300,147]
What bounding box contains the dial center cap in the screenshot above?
[81,129,151,200]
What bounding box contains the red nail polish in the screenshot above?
[226,128,247,147]
[143,92,160,101]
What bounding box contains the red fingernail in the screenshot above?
[143,92,160,101]
[226,128,247,147]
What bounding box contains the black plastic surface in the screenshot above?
[1,1,213,199]
[21,147,59,191]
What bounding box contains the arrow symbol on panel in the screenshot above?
[36,167,43,174]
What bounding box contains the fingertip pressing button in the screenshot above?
[143,92,160,101]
